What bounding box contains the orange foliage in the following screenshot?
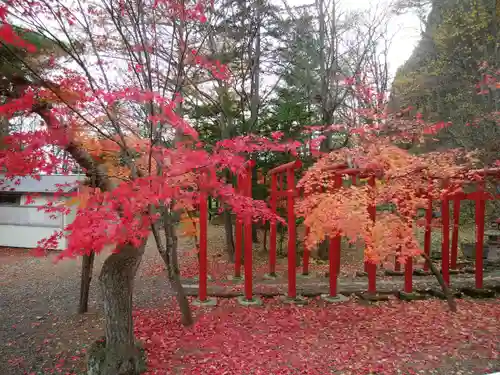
[78,134,155,182]
[179,213,199,238]
[74,130,201,239]
[370,214,420,263]
[297,138,472,264]
[65,186,101,208]
[40,87,83,105]
[296,186,371,251]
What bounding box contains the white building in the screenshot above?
[0,175,84,250]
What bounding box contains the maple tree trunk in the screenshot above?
[317,239,329,260]
[422,253,457,313]
[221,169,236,261]
[278,224,286,255]
[262,222,269,252]
[0,116,9,153]
[150,208,193,327]
[78,252,95,314]
[87,243,146,375]
[223,208,236,262]
[162,210,193,326]
[252,224,259,243]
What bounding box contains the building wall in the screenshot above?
[0,193,77,250]
[20,194,55,206]
[0,225,66,250]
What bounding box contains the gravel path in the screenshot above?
[0,238,175,375]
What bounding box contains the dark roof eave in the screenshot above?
[0,188,78,194]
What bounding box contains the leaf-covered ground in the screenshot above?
[144,225,370,282]
[1,224,499,375]
[136,298,500,375]
[144,224,481,289]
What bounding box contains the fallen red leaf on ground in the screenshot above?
[134,298,500,375]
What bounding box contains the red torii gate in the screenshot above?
[406,168,500,290]
[331,166,379,296]
[234,160,257,304]
[195,166,217,306]
[195,161,499,307]
[439,168,500,289]
[297,163,381,299]
[195,161,255,306]
[299,162,348,283]
[232,160,255,281]
[266,160,302,302]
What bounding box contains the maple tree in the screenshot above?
[298,138,464,260]
[296,109,496,311]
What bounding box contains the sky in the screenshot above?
[284,0,424,79]
[355,0,423,77]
